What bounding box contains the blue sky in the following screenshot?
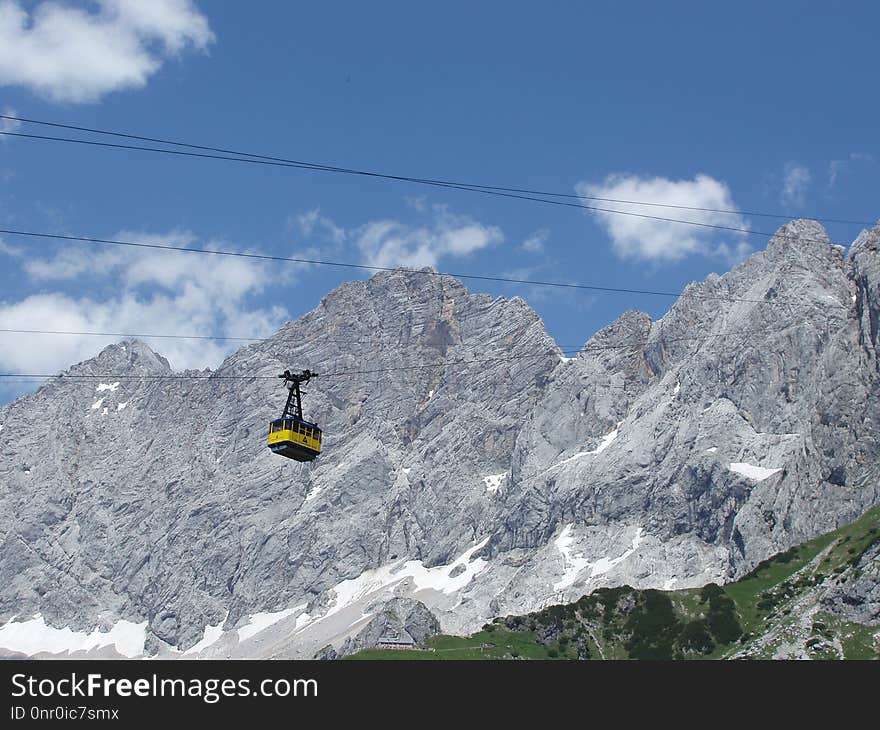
[0,1,878,405]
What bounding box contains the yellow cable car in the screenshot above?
[267,369,322,462]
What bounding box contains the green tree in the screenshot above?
[678,620,715,655]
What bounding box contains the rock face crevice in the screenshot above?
[1,220,879,655]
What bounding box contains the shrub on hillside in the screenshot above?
[707,592,743,644]
[624,590,683,660]
[700,583,724,603]
[679,619,715,655]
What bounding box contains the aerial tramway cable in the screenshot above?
[0,113,874,227]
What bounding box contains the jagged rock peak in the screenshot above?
[849,221,880,258]
[65,339,171,376]
[273,267,548,354]
[585,309,652,350]
[764,218,838,263]
[326,265,465,297]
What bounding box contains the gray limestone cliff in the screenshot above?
[1,219,879,657]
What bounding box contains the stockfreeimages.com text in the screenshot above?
[10,673,317,704]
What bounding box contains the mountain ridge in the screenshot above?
[1,218,879,658]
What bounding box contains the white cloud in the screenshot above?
[576,173,749,262]
[23,230,276,303]
[0,107,21,135]
[714,239,753,266]
[404,195,428,213]
[0,231,287,374]
[0,0,214,103]
[291,203,504,270]
[780,162,810,207]
[354,207,503,269]
[295,208,346,244]
[521,228,548,253]
[828,152,874,189]
[0,236,23,256]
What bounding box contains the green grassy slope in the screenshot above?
[347,504,880,660]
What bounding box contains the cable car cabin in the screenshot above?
[268,369,322,462]
[267,417,322,462]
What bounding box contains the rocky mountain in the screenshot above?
[349,502,880,660]
[0,218,879,659]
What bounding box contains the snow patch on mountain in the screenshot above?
[0,614,145,657]
[729,462,782,481]
[551,423,622,470]
[553,524,644,590]
[483,473,506,494]
[591,424,621,454]
[591,528,644,576]
[183,613,228,655]
[237,606,303,642]
[553,524,591,591]
[326,537,490,618]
